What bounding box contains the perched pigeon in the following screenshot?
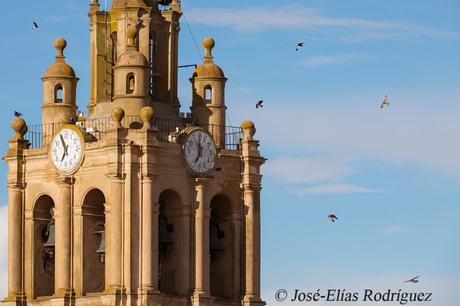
[32,21,39,30]
[404,276,420,283]
[328,214,338,222]
[381,95,390,109]
[14,111,23,118]
[256,100,264,109]
[296,41,304,51]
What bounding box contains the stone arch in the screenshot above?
[32,194,55,298]
[54,84,63,103]
[157,189,189,295]
[209,193,240,300]
[82,188,106,294]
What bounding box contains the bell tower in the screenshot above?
[3,1,266,306]
[88,0,181,119]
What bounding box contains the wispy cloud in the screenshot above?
[265,157,353,184]
[249,102,460,180]
[385,225,407,234]
[186,5,460,41]
[301,53,365,68]
[290,183,378,195]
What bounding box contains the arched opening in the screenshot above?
[204,86,212,102]
[158,189,188,295]
[126,73,135,94]
[82,189,106,294]
[33,195,55,298]
[55,84,63,103]
[209,194,238,299]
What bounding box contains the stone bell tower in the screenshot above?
[3,1,266,306]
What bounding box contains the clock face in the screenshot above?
[50,128,83,172]
[183,130,216,174]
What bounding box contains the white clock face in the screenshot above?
[184,130,216,174]
[51,128,83,172]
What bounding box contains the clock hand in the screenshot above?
[195,143,202,162]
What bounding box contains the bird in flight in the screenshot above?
[381,95,390,109]
[328,214,339,222]
[32,21,39,30]
[256,100,264,109]
[14,111,23,118]
[404,276,420,283]
[296,41,304,51]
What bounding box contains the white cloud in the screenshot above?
[185,5,459,40]
[265,157,353,184]
[385,225,407,234]
[301,54,365,68]
[290,183,378,195]
[0,205,8,298]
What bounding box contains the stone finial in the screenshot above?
[140,106,155,130]
[54,38,67,60]
[127,25,137,48]
[241,120,256,141]
[10,117,28,141]
[203,37,215,63]
[112,107,125,128]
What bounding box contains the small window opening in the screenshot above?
[205,86,212,102]
[127,73,135,94]
[55,85,63,103]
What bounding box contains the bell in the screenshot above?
[43,222,55,248]
[96,230,105,254]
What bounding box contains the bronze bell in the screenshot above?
[43,221,55,248]
[95,222,105,263]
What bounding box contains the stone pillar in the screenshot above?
[230,213,242,300]
[7,186,25,300]
[240,121,265,306]
[193,178,211,303]
[54,178,73,296]
[108,176,123,290]
[4,117,28,304]
[141,176,156,291]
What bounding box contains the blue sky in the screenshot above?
[0,0,459,304]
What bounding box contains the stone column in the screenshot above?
[141,176,158,291]
[240,121,265,306]
[243,188,260,299]
[193,178,211,297]
[54,178,73,296]
[7,185,25,299]
[108,176,123,290]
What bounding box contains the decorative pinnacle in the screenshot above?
[11,117,28,141]
[112,107,125,128]
[202,37,215,63]
[241,120,256,141]
[54,38,67,60]
[140,106,155,130]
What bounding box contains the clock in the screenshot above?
[182,128,216,175]
[50,126,84,173]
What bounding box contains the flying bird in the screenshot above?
[296,41,304,51]
[404,276,420,283]
[32,21,39,30]
[14,111,23,118]
[328,214,338,223]
[381,95,390,109]
[256,100,264,109]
